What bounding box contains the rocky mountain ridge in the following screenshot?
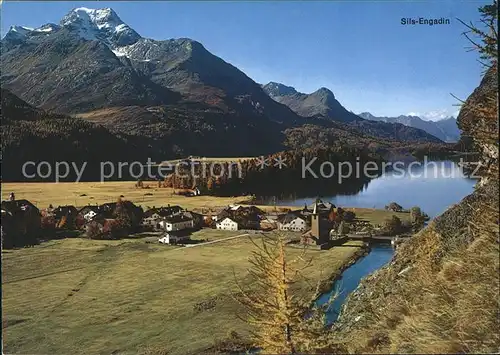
[359,112,461,142]
[262,82,443,143]
[2,6,443,161]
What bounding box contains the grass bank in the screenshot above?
[2,229,365,355]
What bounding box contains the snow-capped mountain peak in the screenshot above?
[3,7,195,63]
[4,24,61,41]
[62,7,120,29]
[36,23,60,33]
[9,25,34,35]
[60,7,141,46]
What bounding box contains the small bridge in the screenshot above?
[334,233,410,246]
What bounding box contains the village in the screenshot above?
[1,189,426,250]
[0,183,429,354]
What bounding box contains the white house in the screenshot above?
[84,210,97,221]
[143,206,185,230]
[277,215,307,232]
[78,206,100,222]
[216,217,238,231]
[159,215,194,232]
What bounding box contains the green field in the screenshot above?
[2,229,365,354]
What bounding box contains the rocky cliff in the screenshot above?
[457,65,499,184]
[332,64,499,353]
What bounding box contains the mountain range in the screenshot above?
[262,82,361,123]
[1,7,446,168]
[358,112,461,142]
[262,82,459,142]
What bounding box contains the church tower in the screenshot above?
[310,201,320,239]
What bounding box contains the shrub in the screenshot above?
[410,206,427,231]
[383,215,402,235]
[385,202,404,212]
[103,219,129,239]
[75,215,86,230]
[86,222,103,239]
[41,215,56,230]
[337,221,350,235]
[401,219,412,231]
[343,210,356,222]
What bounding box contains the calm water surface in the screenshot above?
[273,161,476,218]
[313,161,476,323]
[316,245,394,324]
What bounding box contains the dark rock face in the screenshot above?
[263,82,359,123]
[1,28,180,113]
[262,82,298,97]
[385,202,404,212]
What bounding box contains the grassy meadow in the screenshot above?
[1,181,246,211]
[2,229,365,354]
[0,182,409,225]
[1,181,410,353]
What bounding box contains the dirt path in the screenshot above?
[179,233,250,249]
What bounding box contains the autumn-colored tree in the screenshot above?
[75,214,86,230]
[41,215,56,230]
[234,232,326,353]
[86,221,103,239]
[327,209,337,223]
[56,215,67,229]
[207,177,215,191]
[113,198,132,230]
[103,219,128,239]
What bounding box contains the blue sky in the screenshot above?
[1,1,490,119]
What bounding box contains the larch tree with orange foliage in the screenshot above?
[234,232,332,354]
